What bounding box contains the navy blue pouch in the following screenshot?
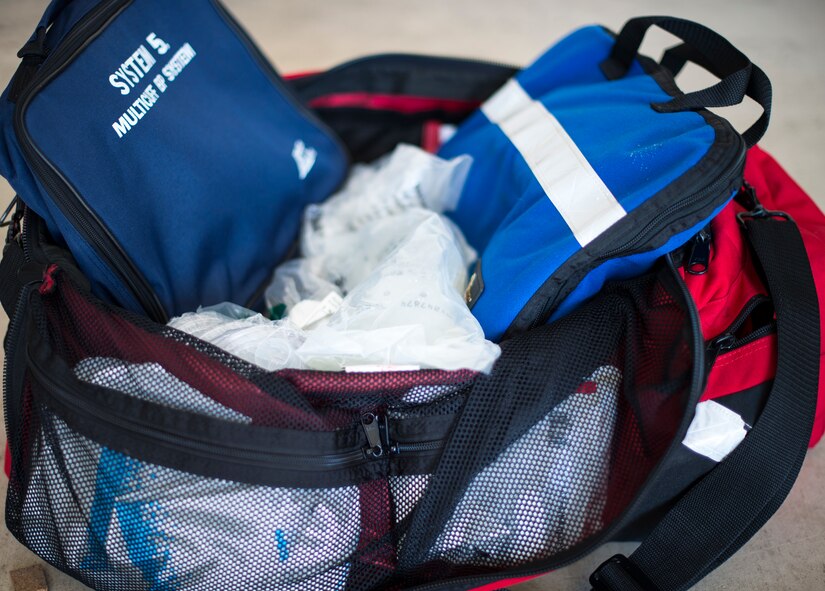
[439,17,771,341]
[0,0,348,321]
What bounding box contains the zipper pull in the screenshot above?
[708,332,736,352]
[686,227,712,275]
[706,332,735,369]
[361,413,384,458]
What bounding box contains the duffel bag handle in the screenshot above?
[590,207,820,590]
[601,16,771,148]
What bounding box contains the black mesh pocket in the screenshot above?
[396,259,701,587]
[3,259,701,591]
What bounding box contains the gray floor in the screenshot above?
[0,1,824,589]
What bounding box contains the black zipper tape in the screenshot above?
[24,297,454,488]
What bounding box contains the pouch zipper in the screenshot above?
[12,0,168,323]
[706,294,775,368]
[2,207,37,456]
[599,149,745,261]
[527,145,745,332]
[27,343,448,472]
[410,254,706,591]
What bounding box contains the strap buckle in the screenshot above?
[736,182,792,227]
[590,554,661,591]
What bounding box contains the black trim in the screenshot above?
[290,53,517,103]
[590,213,819,590]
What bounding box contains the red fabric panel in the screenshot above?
[679,200,768,341]
[421,119,442,153]
[467,574,543,590]
[308,92,481,115]
[3,443,9,479]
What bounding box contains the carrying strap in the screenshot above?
[590,211,820,590]
[601,16,771,148]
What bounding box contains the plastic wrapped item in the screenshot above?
[430,365,621,565]
[264,258,343,318]
[171,144,499,375]
[266,145,473,314]
[75,357,252,423]
[23,418,358,590]
[35,361,363,589]
[169,304,305,371]
[297,211,499,373]
[301,143,472,259]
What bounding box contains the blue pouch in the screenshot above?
[0,0,348,321]
[439,17,771,340]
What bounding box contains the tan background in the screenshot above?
[1,1,823,589]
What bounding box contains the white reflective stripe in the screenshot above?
[682,400,749,462]
[481,79,627,246]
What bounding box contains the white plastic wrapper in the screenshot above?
[171,144,500,375]
[301,143,472,259]
[26,361,362,590]
[266,144,473,312]
[430,365,621,564]
[169,304,306,371]
[75,357,252,423]
[25,419,357,590]
[264,258,342,315]
[298,211,499,373]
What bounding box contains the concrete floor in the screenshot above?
[0,0,823,589]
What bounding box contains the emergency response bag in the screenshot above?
[1,2,823,591]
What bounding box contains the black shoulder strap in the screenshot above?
[590,211,820,590]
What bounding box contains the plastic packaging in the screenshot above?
[266,144,473,312]
[171,144,500,375]
[300,143,472,259]
[40,359,363,589]
[298,211,499,373]
[169,304,305,371]
[430,365,621,564]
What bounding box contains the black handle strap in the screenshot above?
[601,16,771,148]
[590,212,820,590]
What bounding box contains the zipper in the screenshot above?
[27,341,449,472]
[527,145,746,332]
[361,412,450,458]
[410,255,707,591]
[30,354,372,471]
[12,0,168,323]
[599,149,745,261]
[706,294,775,368]
[685,225,712,275]
[2,206,37,457]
